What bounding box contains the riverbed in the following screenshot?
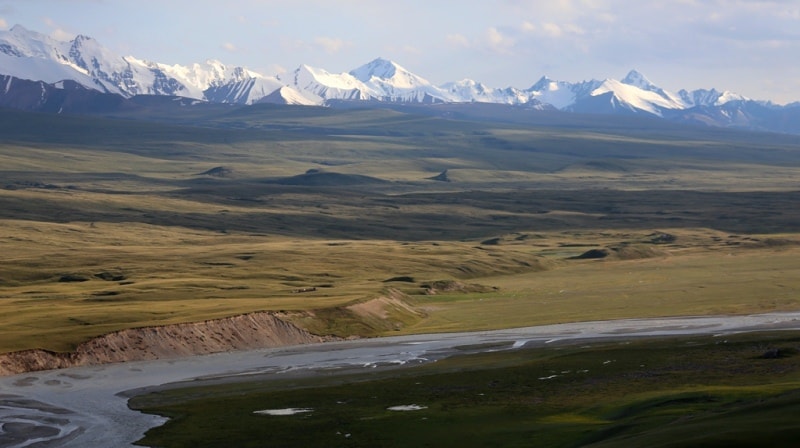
[2,312,800,448]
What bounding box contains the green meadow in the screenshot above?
[2,103,800,445]
[131,331,800,447]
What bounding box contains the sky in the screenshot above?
[0,0,798,104]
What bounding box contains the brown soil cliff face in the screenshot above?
[0,312,333,376]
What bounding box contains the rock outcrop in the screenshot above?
[0,312,333,376]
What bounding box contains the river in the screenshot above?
[1,312,800,448]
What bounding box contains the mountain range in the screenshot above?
[1,24,799,134]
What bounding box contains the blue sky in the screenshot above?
[1,0,798,103]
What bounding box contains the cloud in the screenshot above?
[521,21,536,32]
[0,18,7,29]
[541,23,563,38]
[280,37,307,52]
[446,33,471,48]
[51,28,74,41]
[484,27,516,54]
[404,45,421,55]
[520,20,586,38]
[386,44,421,56]
[41,17,75,40]
[222,42,237,52]
[269,64,287,76]
[313,36,348,53]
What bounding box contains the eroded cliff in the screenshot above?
[0,312,333,376]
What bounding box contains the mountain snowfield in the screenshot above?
[1,24,798,132]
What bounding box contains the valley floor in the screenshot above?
[2,312,800,448]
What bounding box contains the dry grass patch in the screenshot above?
[2,213,799,353]
[0,219,546,352]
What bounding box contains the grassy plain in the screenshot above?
[3,103,800,446]
[2,105,800,352]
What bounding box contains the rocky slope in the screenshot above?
[0,312,333,376]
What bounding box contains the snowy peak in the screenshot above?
[284,60,445,103]
[529,75,562,92]
[2,23,794,132]
[349,57,401,81]
[526,75,595,109]
[349,58,430,88]
[2,25,69,61]
[586,78,672,115]
[621,69,656,90]
[348,58,450,103]
[257,85,321,106]
[620,70,688,108]
[678,88,748,107]
[441,78,489,97]
[572,70,696,115]
[441,79,532,104]
[285,64,372,100]
[0,25,282,103]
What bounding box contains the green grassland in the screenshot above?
[2,105,800,352]
[130,331,800,447]
[4,103,800,446]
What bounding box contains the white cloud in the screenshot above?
[564,24,586,35]
[269,64,287,76]
[541,23,563,37]
[521,21,536,33]
[521,20,586,38]
[51,28,74,41]
[597,12,617,23]
[446,33,471,48]
[280,37,307,52]
[41,17,75,41]
[0,18,7,29]
[485,27,515,54]
[395,44,421,55]
[222,42,237,52]
[314,36,348,53]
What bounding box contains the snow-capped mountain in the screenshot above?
[0,24,797,133]
[281,59,454,104]
[441,79,526,105]
[349,58,447,103]
[528,76,601,110]
[584,78,681,116]
[282,64,370,101]
[0,25,305,105]
[677,88,748,108]
[0,25,99,89]
[0,24,761,111]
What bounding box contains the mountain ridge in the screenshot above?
[1,24,798,134]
